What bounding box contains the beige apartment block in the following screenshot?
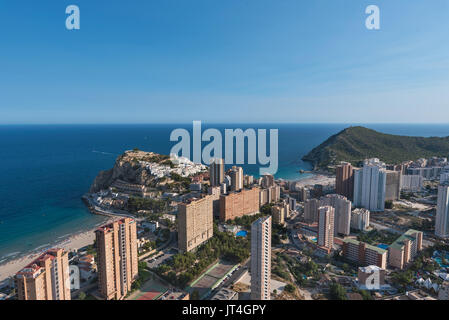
[178,195,214,252]
[219,187,260,222]
[96,218,138,300]
[15,248,71,300]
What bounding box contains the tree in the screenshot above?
[385,200,393,209]
[329,282,347,300]
[285,284,295,293]
[191,290,200,300]
[78,291,87,300]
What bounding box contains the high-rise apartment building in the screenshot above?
[244,175,254,186]
[14,248,71,300]
[401,175,423,192]
[385,170,401,201]
[336,162,354,200]
[251,216,271,300]
[351,208,370,231]
[436,182,449,238]
[304,198,320,223]
[321,194,352,236]
[388,229,423,269]
[271,205,285,225]
[210,158,224,187]
[219,187,260,222]
[230,166,244,191]
[353,158,387,212]
[261,174,275,188]
[317,206,334,250]
[178,195,214,252]
[289,197,297,212]
[96,218,138,300]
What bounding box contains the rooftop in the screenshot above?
[389,229,422,251]
[343,238,387,255]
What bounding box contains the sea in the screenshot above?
[1,123,449,263]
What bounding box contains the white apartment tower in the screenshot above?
[320,194,352,236]
[230,166,244,191]
[436,182,449,238]
[354,158,387,212]
[251,216,271,300]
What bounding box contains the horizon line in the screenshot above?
[2,122,449,126]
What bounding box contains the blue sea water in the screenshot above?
[1,123,449,262]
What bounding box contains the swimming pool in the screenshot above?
[236,230,248,237]
[377,244,389,250]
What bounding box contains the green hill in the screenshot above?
[302,126,449,169]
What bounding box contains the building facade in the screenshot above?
[401,175,424,192]
[336,162,354,200]
[14,248,71,300]
[385,170,401,201]
[304,198,320,223]
[351,208,370,231]
[320,194,352,236]
[219,187,260,222]
[96,218,138,300]
[436,182,449,238]
[388,229,423,269]
[353,158,387,212]
[178,195,214,252]
[271,205,285,225]
[230,166,244,191]
[342,238,387,269]
[250,216,271,301]
[317,206,334,250]
[210,158,224,187]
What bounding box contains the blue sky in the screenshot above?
[0,0,448,124]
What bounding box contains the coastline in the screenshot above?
[0,168,332,284]
[0,216,117,283]
[293,172,335,187]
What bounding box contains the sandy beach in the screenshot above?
[0,217,117,283]
[295,173,335,187]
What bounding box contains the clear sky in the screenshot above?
[1,0,448,124]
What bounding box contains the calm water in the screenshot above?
[1,123,449,261]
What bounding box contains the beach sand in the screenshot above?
[295,174,335,187]
[0,217,117,283]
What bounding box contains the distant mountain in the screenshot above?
[302,126,449,169]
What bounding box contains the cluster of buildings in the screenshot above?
[342,229,423,270]
[141,154,207,179]
[14,217,139,301]
[14,248,71,300]
[335,158,449,240]
[177,158,288,253]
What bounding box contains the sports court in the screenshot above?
[187,260,238,299]
[127,277,169,301]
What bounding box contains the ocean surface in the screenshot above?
[1,123,449,262]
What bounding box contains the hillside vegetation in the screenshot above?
[302,126,449,169]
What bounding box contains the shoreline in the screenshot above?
[0,216,117,283]
[0,169,332,284]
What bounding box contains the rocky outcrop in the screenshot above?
[89,150,158,193]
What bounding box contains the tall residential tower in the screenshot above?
[251,216,271,300]
[95,218,138,300]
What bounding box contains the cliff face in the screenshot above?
[302,126,449,169]
[89,150,158,193]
